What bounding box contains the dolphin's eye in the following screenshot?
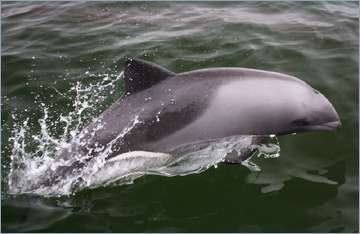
[312,89,319,94]
[293,119,310,126]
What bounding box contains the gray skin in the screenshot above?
[42,58,341,186]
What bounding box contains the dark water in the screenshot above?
[1,1,359,232]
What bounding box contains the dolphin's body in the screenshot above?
[42,59,341,186]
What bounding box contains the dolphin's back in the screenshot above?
[178,67,306,85]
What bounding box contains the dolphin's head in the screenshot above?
[280,85,341,134]
[214,75,341,136]
[253,77,342,136]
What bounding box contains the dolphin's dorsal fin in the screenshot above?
[124,58,176,97]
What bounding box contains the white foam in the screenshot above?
[6,71,125,196]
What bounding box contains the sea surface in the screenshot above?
[1,1,359,233]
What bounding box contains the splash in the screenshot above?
[6,71,281,197]
[242,136,281,171]
[7,71,124,196]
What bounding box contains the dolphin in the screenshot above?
[41,58,341,186]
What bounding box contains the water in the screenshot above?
[1,2,358,232]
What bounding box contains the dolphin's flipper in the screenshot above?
[223,136,270,164]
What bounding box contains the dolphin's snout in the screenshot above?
[323,120,341,131]
[310,119,341,132]
[318,106,341,131]
[328,105,341,130]
[311,102,341,132]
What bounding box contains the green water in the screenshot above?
[1,1,359,232]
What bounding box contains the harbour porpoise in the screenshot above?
[41,58,341,186]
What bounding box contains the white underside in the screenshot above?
[106,151,172,162]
